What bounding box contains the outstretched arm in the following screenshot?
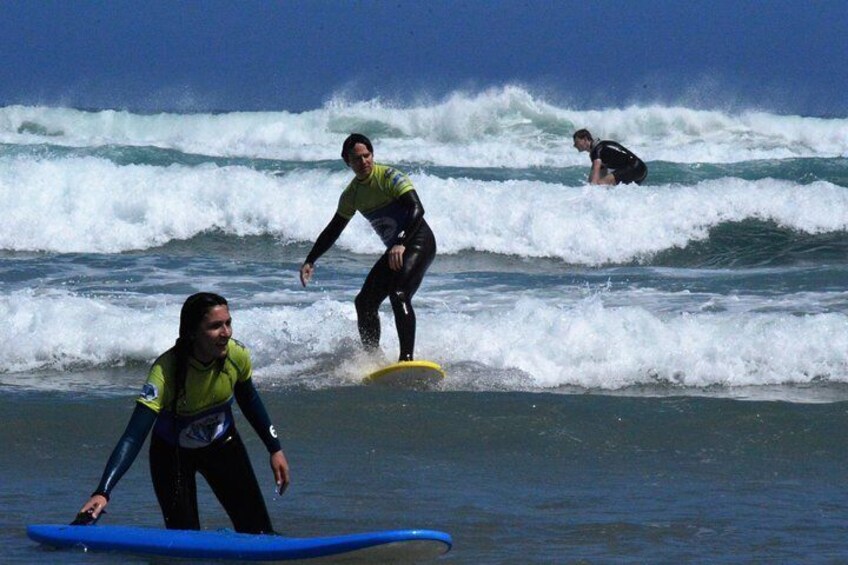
[300,213,350,286]
[77,403,157,521]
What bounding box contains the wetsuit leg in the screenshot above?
[613,161,648,185]
[356,224,436,360]
[196,432,274,534]
[390,241,436,361]
[150,435,201,530]
[355,256,392,351]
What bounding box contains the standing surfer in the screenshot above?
[300,133,436,362]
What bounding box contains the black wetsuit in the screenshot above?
[590,140,648,184]
[149,424,271,533]
[355,208,435,361]
[305,173,436,361]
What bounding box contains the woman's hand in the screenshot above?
[299,263,314,287]
[78,494,108,521]
[270,450,290,495]
[387,245,405,271]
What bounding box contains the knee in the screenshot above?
[354,292,367,312]
[389,290,413,316]
[355,291,378,313]
[389,289,408,307]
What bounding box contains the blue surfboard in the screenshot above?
[27,524,452,561]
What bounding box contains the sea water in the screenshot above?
[2,88,848,563]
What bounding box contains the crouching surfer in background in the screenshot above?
[572,128,648,185]
[299,133,437,362]
[76,292,290,533]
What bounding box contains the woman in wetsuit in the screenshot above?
[299,133,436,362]
[76,292,290,533]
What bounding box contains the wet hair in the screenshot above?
[171,292,229,413]
[572,129,593,142]
[341,133,374,164]
[169,292,229,505]
[179,292,228,341]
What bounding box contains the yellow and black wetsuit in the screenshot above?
[305,163,436,361]
[91,340,281,533]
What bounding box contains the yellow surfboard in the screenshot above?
[363,360,446,389]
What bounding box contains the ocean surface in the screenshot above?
[2,88,848,563]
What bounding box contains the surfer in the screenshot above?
[572,129,647,185]
[76,292,290,534]
[300,133,436,362]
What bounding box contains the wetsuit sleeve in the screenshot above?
[393,189,425,246]
[304,213,350,265]
[92,403,157,499]
[234,378,282,454]
[590,143,602,162]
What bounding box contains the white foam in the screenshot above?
[0,155,349,252]
[0,290,172,373]
[3,290,847,393]
[419,295,848,390]
[2,152,846,260]
[420,175,848,265]
[2,86,846,166]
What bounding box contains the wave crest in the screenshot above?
[2,86,846,166]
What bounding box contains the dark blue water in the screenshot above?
[6,390,848,563]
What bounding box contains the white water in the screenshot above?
[1,155,847,261]
[1,92,846,397]
[2,86,846,166]
[2,288,848,393]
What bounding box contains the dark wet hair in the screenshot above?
[572,129,593,142]
[172,292,229,413]
[179,292,228,340]
[341,133,374,164]
[169,292,229,504]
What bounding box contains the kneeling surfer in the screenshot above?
[572,128,648,185]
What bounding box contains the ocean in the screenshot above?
[2,87,848,563]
